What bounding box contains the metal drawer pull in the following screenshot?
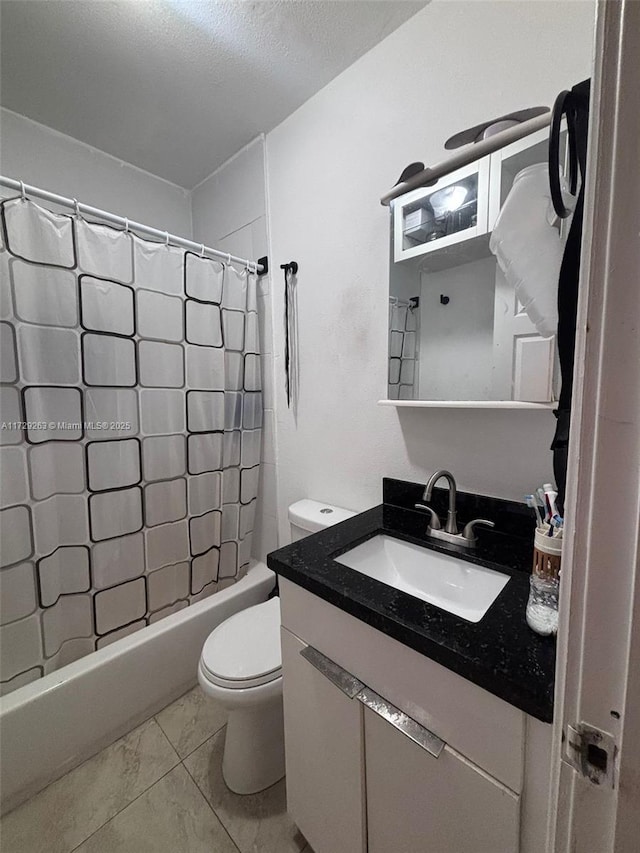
[300,645,365,699]
[357,687,445,758]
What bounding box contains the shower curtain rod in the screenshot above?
[0,175,264,274]
[380,111,551,206]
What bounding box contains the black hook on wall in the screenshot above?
[280,261,298,275]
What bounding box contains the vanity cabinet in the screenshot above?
[280,577,552,853]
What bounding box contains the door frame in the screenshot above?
[548,1,640,850]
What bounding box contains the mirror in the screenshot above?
[387,128,566,405]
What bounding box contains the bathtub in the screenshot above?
[0,562,275,815]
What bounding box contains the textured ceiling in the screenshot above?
[1,0,426,188]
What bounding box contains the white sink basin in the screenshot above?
[335,534,509,623]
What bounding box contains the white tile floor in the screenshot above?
[0,686,312,853]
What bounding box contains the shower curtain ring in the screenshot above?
[227,253,232,266]
[200,243,205,257]
[124,217,129,233]
[73,198,81,218]
[164,231,170,247]
[19,181,27,202]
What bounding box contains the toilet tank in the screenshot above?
[288,499,356,542]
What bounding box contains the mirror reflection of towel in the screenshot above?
[490,162,570,339]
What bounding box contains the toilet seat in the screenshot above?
[200,597,282,690]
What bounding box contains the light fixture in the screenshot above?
[440,185,468,212]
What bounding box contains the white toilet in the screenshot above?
[198,499,355,795]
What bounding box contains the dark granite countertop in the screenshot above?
[267,478,556,723]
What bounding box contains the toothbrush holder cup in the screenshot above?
[532,526,562,582]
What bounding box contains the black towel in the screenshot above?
[549,79,591,512]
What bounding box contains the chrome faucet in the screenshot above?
[414,469,495,548]
[424,470,459,534]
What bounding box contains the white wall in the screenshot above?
[0,108,192,235]
[419,258,496,400]
[192,138,279,562]
[191,139,266,246]
[266,0,595,539]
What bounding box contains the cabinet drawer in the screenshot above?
[280,577,524,792]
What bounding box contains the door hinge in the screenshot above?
[564,722,617,788]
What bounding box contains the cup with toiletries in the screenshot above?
[525,484,563,636]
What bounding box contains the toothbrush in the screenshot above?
[542,484,558,516]
[526,495,543,528]
[537,488,549,523]
[543,485,561,535]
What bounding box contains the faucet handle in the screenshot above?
[414,503,442,530]
[462,519,495,543]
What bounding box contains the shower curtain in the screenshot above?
[388,297,419,400]
[0,197,262,695]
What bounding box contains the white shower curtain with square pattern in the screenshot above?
[0,197,262,696]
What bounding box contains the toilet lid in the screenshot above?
[201,597,282,687]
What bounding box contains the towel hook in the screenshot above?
[280,261,299,276]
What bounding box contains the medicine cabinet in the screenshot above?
[393,159,490,262]
[386,126,566,408]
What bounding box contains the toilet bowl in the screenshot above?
[199,500,356,795]
[198,596,284,795]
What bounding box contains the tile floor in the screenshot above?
[0,686,312,853]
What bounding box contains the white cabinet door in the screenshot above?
[280,628,366,853]
[492,267,556,402]
[363,693,520,853]
[489,125,564,402]
[487,126,555,230]
[393,158,490,263]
